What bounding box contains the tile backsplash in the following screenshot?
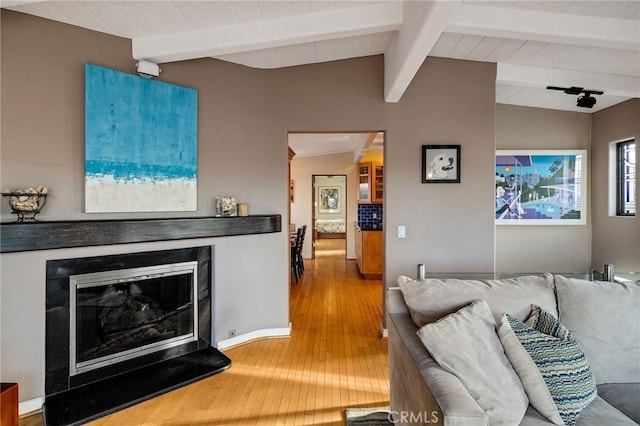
[358,204,383,229]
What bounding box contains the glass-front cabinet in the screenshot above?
[373,164,384,203]
[358,163,371,202]
[357,162,383,203]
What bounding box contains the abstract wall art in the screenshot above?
[84,64,198,212]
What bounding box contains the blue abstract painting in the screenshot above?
[85,64,197,212]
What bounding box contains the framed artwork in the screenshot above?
[495,150,587,225]
[422,145,461,183]
[84,64,198,212]
[318,186,340,214]
[290,180,295,203]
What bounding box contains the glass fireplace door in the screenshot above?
[70,261,198,375]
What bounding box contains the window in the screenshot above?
[616,139,636,216]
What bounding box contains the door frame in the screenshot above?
[311,174,347,259]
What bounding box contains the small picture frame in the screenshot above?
[422,145,461,183]
[318,186,341,214]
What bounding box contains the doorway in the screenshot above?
[287,131,384,277]
[312,175,347,259]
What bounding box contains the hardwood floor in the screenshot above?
[21,239,389,426]
[314,238,346,258]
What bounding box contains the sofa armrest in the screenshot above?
[389,313,488,426]
[387,286,410,315]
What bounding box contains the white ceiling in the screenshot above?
[288,132,383,160]
[3,1,638,156]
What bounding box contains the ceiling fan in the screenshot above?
[546,86,604,108]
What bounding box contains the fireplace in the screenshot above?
[44,247,230,426]
[70,261,199,376]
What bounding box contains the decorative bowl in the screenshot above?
[2,186,49,222]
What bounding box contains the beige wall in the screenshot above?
[495,104,593,272]
[591,99,640,271]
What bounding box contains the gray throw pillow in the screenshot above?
[417,300,529,425]
[555,275,640,384]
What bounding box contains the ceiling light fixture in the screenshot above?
[546,86,604,109]
[136,60,161,79]
[576,93,598,108]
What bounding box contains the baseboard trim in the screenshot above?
[379,323,388,338]
[217,323,292,350]
[19,397,44,416]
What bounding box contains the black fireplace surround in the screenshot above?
[44,246,231,426]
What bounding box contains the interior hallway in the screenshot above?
[313,238,346,258]
[21,239,388,426]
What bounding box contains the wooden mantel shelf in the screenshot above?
[0,215,281,253]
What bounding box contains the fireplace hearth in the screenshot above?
[44,247,230,426]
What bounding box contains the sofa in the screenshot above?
[387,273,640,425]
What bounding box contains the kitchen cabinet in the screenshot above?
[357,162,383,203]
[355,226,383,279]
[373,164,383,203]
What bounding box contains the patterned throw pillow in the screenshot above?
[500,305,597,426]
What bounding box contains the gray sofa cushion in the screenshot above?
[555,276,640,384]
[520,397,639,425]
[398,273,556,327]
[519,405,559,426]
[597,383,640,423]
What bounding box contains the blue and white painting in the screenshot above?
[495,150,587,225]
[85,64,197,212]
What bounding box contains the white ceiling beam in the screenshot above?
[448,4,640,51]
[384,0,462,103]
[354,133,377,164]
[0,0,42,7]
[133,2,402,63]
[497,63,640,98]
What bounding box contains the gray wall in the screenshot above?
[6,9,632,403]
[495,104,593,272]
[591,99,640,271]
[1,11,497,402]
[1,11,288,402]
[383,59,497,279]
